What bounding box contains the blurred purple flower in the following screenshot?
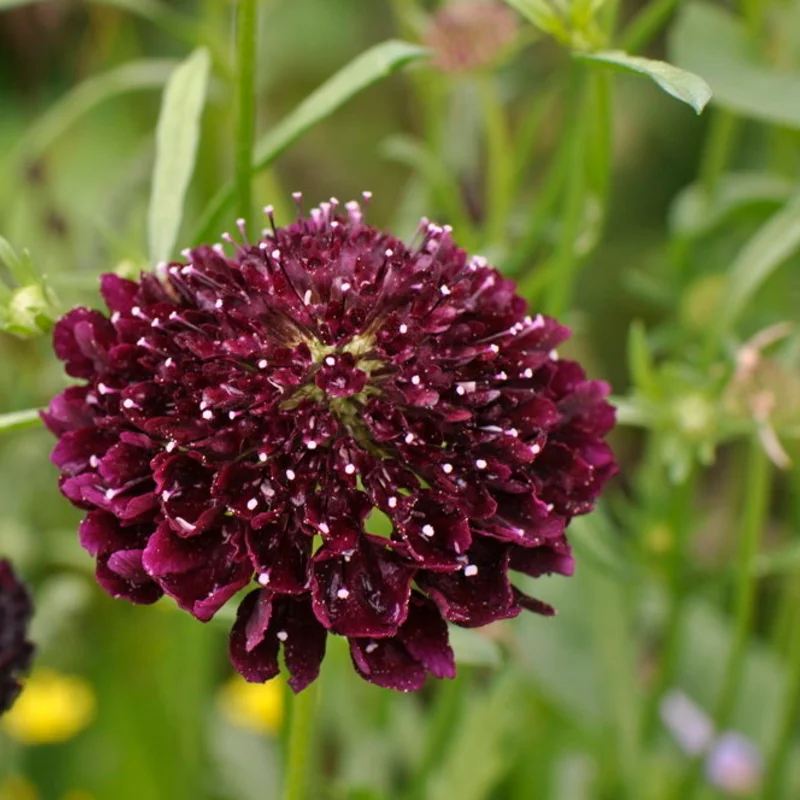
[44,198,617,692]
[0,559,34,714]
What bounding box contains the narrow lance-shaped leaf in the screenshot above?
[192,40,430,242]
[148,48,210,264]
[576,50,711,113]
[718,194,800,332]
[0,409,42,433]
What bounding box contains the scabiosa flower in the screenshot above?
[0,559,34,714]
[44,196,616,692]
[425,1,519,74]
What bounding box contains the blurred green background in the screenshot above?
[2,0,800,798]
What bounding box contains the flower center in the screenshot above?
[279,332,383,444]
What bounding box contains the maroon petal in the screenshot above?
[311,537,414,637]
[229,591,326,692]
[417,540,520,627]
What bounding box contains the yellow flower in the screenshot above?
[1,669,95,745]
[0,776,38,800]
[217,674,284,735]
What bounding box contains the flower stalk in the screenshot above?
[283,680,318,800]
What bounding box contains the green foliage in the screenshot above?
[670,1,800,128]
[575,50,711,113]
[1,0,800,798]
[148,48,211,263]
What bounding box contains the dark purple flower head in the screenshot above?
[0,559,35,714]
[45,197,617,692]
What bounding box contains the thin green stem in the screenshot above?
[764,579,800,798]
[641,466,696,743]
[476,74,513,248]
[620,0,683,53]
[234,0,258,225]
[699,111,739,198]
[283,683,319,800]
[544,64,590,319]
[675,440,771,799]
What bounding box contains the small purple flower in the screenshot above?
[45,198,617,692]
[0,559,35,714]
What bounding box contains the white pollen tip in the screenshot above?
[307,440,318,450]
[440,285,451,295]
[122,398,135,409]
[399,324,408,334]
[337,588,350,600]
[476,459,487,469]
[276,630,288,642]
[258,572,270,586]
[319,522,330,534]
[258,359,268,369]
[490,344,500,353]
[464,564,479,577]
[385,249,394,257]
[442,463,453,474]
[411,375,421,385]
[247,498,258,511]
[325,356,336,366]
[286,469,296,481]
[271,249,281,260]
[365,642,378,654]
[531,444,542,455]
[259,453,268,462]
[340,282,351,292]
[202,410,213,420]
[422,524,435,538]
[344,464,356,475]
[388,496,398,508]
[405,433,414,444]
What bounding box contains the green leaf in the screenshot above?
[148,48,210,264]
[669,172,794,238]
[0,408,42,432]
[670,1,800,128]
[719,194,800,332]
[4,60,176,174]
[576,50,711,113]
[192,40,429,242]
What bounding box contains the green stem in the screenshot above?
[283,683,319,800]
[620,0,683,53]
[641,466,696,743]
[544,64,590,319]
[699,111,739,198]
[476,74,513,248]
[675,440,771,799]
[234,0,258,225]
[714,440,771,724]
[764,580,800,798]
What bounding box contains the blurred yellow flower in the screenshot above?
[217,674,284,735]
[0,776,38,800]
[1,669,95,745]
